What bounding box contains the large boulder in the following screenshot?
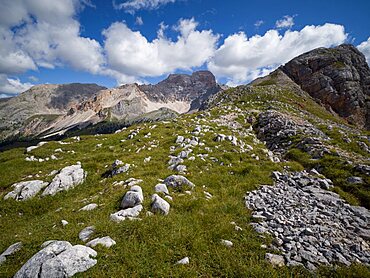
[42,164,86,196]
[14,241,96,278]
[120,186,143,209]
[151,194,170,215]
[163,175,195,191]
[4,180,48,201]
[281,44,370,129]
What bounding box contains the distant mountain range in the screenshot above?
[0,44,369,146]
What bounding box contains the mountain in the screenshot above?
[0,71,222,144]
[0,44,369,277]
[280,44,370,129]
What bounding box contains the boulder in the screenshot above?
[4,180,48,201]
[79,226,96,242]
[154,183,169,195]
[86,237,116,248]
[42,164,86,196]
[151,194,170,215]
[0,242,22,265]
[163,175,195,191]
[120,186,144,209]
[265,253,285,267]
[14,241,97,278]
[79,203,98,211]
[110,205,143,222]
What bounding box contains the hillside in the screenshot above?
[1,55,370,276]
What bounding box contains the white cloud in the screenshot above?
[276,15,295,29]
[254,20,264,28]
[357,37,370,64]
[103,18,218,83]
[0,74,33,96]
[113,0,176,14]
[0,0,104,75]
[208,23,347,85]
[135,16,144,25]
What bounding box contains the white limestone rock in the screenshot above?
[4,180,48,201]
[151,194,170,215]
[120,186,143,209]
[86,236,116,248]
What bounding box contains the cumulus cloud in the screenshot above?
[0,74,33,96]
[103,18,218,82]
[254,20,264,28]
[135,16,144,25]
[357,37,370,64]
[276,15,295,29]
[113,0,176,14]
[208,23,347,85]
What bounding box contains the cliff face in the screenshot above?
[281,44,370,129]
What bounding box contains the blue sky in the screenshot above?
[1,0,370,97]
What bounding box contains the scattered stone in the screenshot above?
[221,239,233,248]
[164,175,195,191]
[176,257,189,265]
[79,226,96,242]
[79,203,98,211]
[61,220,69,226]
[155,183,169,195]
[26,142,47,153]
[265,253,285,267]
[151,194,170,215]
[42,164,86,196]
[110,205,143,222]
[347,176,363,184]
[4,180,48,201]
[0,242,22,265]
[120,186,144,209]
[86,237,116,248]
[14,241,97,278]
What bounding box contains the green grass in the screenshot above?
[0,96,369,277]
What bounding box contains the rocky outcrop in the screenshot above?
[4,180,48,201]
[281,44,370,129]
[246,171,370,270]
[14,240,97,278]
[42,164,86,196]
[254,110,329,158]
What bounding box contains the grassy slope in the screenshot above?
[0,86,369,277]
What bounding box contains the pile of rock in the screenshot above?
[246,170,370,270]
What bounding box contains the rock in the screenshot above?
[0,242,23,265]
[175,164,187,173]
[347,176,363,184]
[120,186,144,209]
[4,180,48,201]
[221,239,233,247]
[61,220,69,226]
[86,237,116,248]
[163,175,195,191]
[14,241,97,278]
[176,257,189,265]
[79,226,96,242]
[155,183,169,195]
[42,164,86,196]
[281,44,370,129]
[176,136,184,143]
[151,194,170,215]
[265,253,285,267]
[79,203,98,211]
[110,205,143,222]
[111,164,130,176]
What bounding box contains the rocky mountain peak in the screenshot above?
[281,43,370,129]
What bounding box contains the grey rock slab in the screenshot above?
[0,242,22,265]
[151,194,170,215]
[42,164,86,196]
[4,180,48,201]
[163,175,195,191]
[265,253,285,267]
[14,240,97,278]
[110,205,143,222]
[79,203,98,211]
[154,183,169,195]
[79,226,96,242]
[86,236,116,248]
[120,186,143,209]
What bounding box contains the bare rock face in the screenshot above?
[14,240,97,278]
[281,44,370,129]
